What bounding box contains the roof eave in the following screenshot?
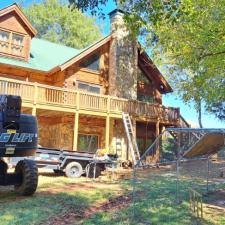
[138,46,173,94]
[59,35,112,71]
[0,3,37,37]
[0,61,49,74]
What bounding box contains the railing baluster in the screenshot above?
[0,77,179,123]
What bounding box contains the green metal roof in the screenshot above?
[0,38,83,72]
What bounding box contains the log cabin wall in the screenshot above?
[55,42,110,94]
[137,67,162,104]
[38,114,107,151]
[109,119,129,160]
[0,64,53,84]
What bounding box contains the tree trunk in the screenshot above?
[198,100,203,128]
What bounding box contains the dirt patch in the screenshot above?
[39,193,133,225]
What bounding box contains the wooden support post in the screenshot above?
[73,91,80,151]
[156,119,160,137]
[32,82,38,116]
[73,111,79,151]
[155,118,160,162]
[105,115,110,149]
[32,106,36,116]
[105,96,111,149]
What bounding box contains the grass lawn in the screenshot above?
[0,169,224,225]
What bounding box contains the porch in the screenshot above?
[0,77,180,156]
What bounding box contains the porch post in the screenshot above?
[105,115,110,149]
[32,82,38,116]
[155,118,160,161]
[73,111,79,151]
[32,107,36,116]
[156,119,160,137]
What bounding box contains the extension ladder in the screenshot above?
[122,113,141,166]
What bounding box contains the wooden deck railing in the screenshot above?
[0,77,179,123]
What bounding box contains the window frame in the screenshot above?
[77,133,100,153]
[77,81,101,94]
[0,28,25,59]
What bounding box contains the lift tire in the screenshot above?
[65,162,83,178]
[14,160,38,196]
[86,163,102,178]
[0,159,8,174]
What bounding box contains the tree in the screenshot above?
[23,0,102,49]
[71,0,225,124]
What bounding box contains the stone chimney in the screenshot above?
[108,9,138,100]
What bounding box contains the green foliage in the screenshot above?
[68,0,111,17]
[23,0,102,49]
[122,0,225,122]
[160,137,177,161]
[73,0,225,121]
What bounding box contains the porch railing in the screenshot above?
[0,77,179,123]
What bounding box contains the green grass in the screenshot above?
[0,171,224,225]
[80,172,225,225]
[0,175,123,225]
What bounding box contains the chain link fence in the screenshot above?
[131,129,225,225]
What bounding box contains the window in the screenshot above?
[0,29,24,57]
[80,53,100,71]
[78,82,101,94]
[0,30,10,53]
[137,94,154,103]
[137,68,152,85]
[12,33,24,56]
[78,134,99,153]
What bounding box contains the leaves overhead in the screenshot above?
[23,0,102,49]
[121,0,225,122]
[68,0,115,17]
[71,0,225,122]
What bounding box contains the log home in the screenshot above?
[0,4,188,161]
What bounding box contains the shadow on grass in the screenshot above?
[80,173,222,225]
[0,189,95,225]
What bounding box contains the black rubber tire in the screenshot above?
[0,159,8,174]
[14,160,38,196]
[65,162,83,178]
[86,163,102,178]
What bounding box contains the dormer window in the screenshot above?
[0,30,10,52]
[12,33,24,56]
[0,29,25,58]
[0,4,37,62]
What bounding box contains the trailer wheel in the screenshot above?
[14,160,38,196]
[86,163,102,178]
[65,162,83,178]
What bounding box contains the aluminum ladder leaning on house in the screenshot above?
[122,113,142,166]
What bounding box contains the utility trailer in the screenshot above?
[11,147,117,178]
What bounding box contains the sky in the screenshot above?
[0,0,224,128]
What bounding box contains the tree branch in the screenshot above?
[200,51,225,59]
